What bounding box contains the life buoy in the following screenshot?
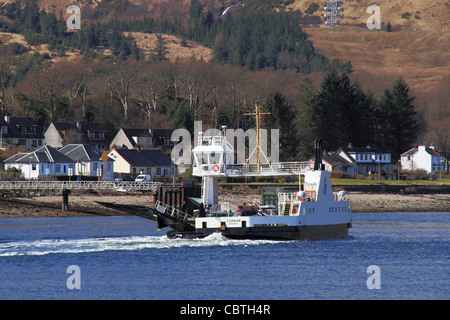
[212,164,219,172]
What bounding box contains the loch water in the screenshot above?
[0,212,448,300]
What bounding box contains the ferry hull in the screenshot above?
[167,223,351,240]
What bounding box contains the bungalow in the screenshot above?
[110,128,174,151]
[108,147,174,177]
[44,122,110,151]
[400,145,446,173]
[319,152,359,175]
[334,144,393,174]
[4,145,75,179]
[59,144,115,181]
[0,116,44,150]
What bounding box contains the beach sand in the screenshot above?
[0,189,448,218]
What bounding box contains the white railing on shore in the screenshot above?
[0,180,162,191]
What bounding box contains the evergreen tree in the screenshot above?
[151,34,169,62]
[263,91,297,161]
[375,78,420,157]
[189,0,203,21]
[307,70,377,151]
[294,78,317,158]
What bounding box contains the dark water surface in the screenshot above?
[0,212,448,300]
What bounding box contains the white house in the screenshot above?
[335,144,393,174]
[319,152,359,175]
[59,144,115,181]
[4,145,75,179]
[400,145,445,173]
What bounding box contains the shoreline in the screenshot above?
[0,190,448,218]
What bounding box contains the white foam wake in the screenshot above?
[0,233,280,257]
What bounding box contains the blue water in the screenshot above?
[0,212,448,300]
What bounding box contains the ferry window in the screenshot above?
[202,222,207,228]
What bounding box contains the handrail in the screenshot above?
[0,180,162,191]
[155,200,193,221]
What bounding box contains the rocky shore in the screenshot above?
[0,189,448,218]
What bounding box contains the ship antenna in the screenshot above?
[242,103,272,173]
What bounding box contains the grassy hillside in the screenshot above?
[288,0,449,31]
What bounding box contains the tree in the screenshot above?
[294,78,317,158]
[375,78,421,157]
[105,62,139,123]
[151,34,169,62]
[0,59,13,116]
[263,91,297,161]
[305,70,378,152]
[189,0,203,21]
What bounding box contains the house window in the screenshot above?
[55,164,61,173]
[157,168,161,175]
[32,164,36,171]
[107,162,112,172]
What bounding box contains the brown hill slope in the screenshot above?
[289,0,449,31]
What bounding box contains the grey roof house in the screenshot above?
[59,144,115,180]
[0,116,44,150]
[4,145,75,179]
[44,121,110,151]
[108,147,174,177]
[110,128,174,151]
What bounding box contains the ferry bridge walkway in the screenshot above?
[0,180,163,191]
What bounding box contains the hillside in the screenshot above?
[288,0,449,31]
[0,0,448,155]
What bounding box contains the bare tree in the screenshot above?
[104,61,139,123]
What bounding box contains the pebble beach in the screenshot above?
[0,190,448,218]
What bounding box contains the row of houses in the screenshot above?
[317,143,446,175]
[1,116,447,179]
[3,144,175,180]
[0,116,174,152]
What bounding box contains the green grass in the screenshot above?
[219,178,450,187]
[330,178,450,186]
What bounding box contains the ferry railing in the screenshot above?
[155,200,193,221]
[278,191,317,202]
[193,161,312,176]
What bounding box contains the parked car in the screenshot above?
[115,174,134,182]
[135,174,151,182]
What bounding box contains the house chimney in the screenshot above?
[348,142,352,149]
[134,144,141,151]
[76,122,82,131]
[429,143,435,150]
[111,145,117,151]
[4,115,10,123]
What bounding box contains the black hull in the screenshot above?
[166,223,352,241]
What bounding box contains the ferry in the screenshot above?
[150,106,352,240]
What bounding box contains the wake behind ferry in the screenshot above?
[149,107,352,240]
